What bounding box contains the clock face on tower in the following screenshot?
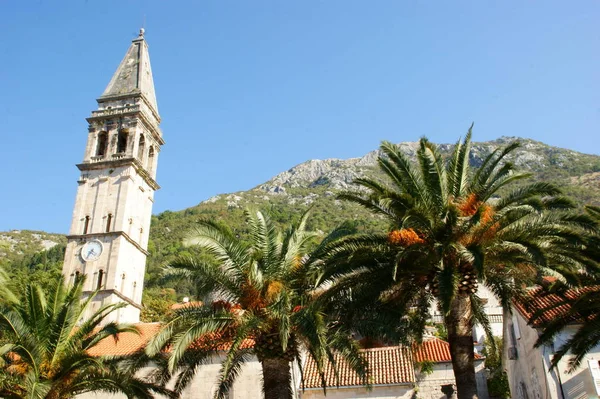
[81,240,103,262]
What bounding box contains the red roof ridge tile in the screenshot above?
[361,345,403,352]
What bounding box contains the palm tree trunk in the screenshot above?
[261,357,292,399]
[446,292,478,399]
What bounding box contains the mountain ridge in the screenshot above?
[203,136,600,206]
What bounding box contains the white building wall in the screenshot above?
[552,327,600,399]
[506,309,561,399]
[416,363,455,399]
[429,286,504,349]
[77,356,265,399]
[508,309,600,399]
[300,385,413,399]
[416,360,487,399]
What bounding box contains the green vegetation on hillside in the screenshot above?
[2,138,600,313]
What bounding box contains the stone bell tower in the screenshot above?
[62,29,163,324]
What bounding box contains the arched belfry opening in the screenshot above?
[148,146,155,174]
[96,132,108,157]
[117,130,128,153]
[137,134,145,161]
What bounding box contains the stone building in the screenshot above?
[62,28,163,324]
[507,286,600,399]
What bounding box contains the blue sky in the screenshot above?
[1,1,599,233]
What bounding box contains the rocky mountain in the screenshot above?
[2,137,600,299]
[0,230,66,268]
[205,137,600,210]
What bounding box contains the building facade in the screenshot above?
[62,29,163,324]
[508,287,600,399]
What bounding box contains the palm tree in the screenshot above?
[529,205,600,371]
[0,277,174,399]
[318,130,596,399]
[147,210,367,399]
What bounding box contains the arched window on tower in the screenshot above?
[106,213,113,232]
[83,216,90,235]
[132,281,137,301]
[97,270,104,290]
[117,130,128,153]
[96,132,108,157]
[74,271,81,284]
[137,135,145,161]
[147,146,155,174]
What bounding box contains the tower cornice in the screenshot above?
[66,231,150,256]
[95,93,161,125]
[76,157,161,191]
[82,289,143,310]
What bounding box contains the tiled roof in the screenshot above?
[513,285,599,327]
[302,346,415,389]
[88,323,162,357]
[88,323,254,357]
[413,337,482,363]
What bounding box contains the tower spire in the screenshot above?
[99,29,159,118]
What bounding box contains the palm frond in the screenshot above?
[417,137,447,211]
[379,140,426,203]
[447,126,472,198]
[470,141,521,194]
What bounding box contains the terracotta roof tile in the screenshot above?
[513,285,599,327]
[88,323,161,357]
[413,337,482,363]
[88,322,254,357]
[302,346,415,389]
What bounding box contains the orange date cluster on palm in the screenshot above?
[457,193,481,217]
[239,283,267,311]
[254,331,298,362]
[457,194,495,224]
[388,228,425,246]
